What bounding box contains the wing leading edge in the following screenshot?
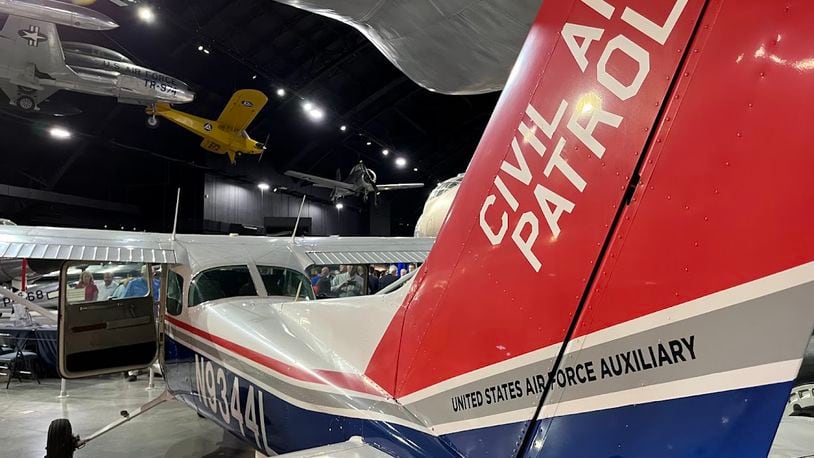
[376,183,424,191]
[285,171,356,191]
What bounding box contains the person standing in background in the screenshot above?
[379,265,398,289]
[75,270,98,302]
[367,266,379,294]
[98,272,119,300]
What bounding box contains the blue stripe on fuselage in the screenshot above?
[164,337,789,457]
[163,336,457,457]
[442,382,791,457]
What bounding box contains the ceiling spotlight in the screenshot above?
[382,149,389,156]
[257,183,270,191]
[413,167,418,172]
[366,141,372,146]
[137,5,155,23]
[395,157,407,168]
[276,88,286,97]
[251,75,257,80]
[49,126,71,140]
[197,45,203,51]
[307,108,325,121]
[301,101,324,121]
[335,203,344,210]
[340,125,347,132]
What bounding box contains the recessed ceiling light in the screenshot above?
[197,45,203,51]
[366,141,372,146]
[302,101,313,112]
[307,107,325,121]
[251,75,257,80]
[137,5,155,23]
[340,125,347,132]
[276,88,286,97]
[382,149,389,156]
[395,157,407,168]
[413,167,418,172]
[257,183,270,191]
[335,203,344,210]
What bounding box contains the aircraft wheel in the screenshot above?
[16,96,36,111]
[146,115,159,129]
[46,418,76,458]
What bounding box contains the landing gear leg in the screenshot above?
[45,390,173,456]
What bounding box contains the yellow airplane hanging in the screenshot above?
[145,89,269,164]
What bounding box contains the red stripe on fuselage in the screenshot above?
[165,315,382,396]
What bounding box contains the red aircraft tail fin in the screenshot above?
[366,0,814,455]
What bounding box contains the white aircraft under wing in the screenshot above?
[1,15,70,79]
[271,0,541,94]
[0,0,193,112]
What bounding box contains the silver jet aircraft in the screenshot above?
[285,161,423,204]
[0,0,194,112]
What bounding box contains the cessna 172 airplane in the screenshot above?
[145,89,269,164]
[0,0,194,112]
[286,161,424,204]
[1,0,814,456]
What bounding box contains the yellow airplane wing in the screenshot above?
[216,89,268,134]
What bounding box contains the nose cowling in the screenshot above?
[175,88,195,104]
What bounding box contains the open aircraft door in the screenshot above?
[0,227,176,379]
[57,261,164,378]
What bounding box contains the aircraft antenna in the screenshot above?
[171,188,181,241]
[291,194,307,243]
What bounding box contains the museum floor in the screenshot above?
[0,375,255,457]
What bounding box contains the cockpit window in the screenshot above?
[257,266,314,301]
[189,265,257,306]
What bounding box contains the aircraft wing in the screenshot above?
[376,183,424,191]
[0,225,176,264]
[271,0,540,94]
[0,15,73,78]
[216,89,268,134]
[285,171,356,191]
